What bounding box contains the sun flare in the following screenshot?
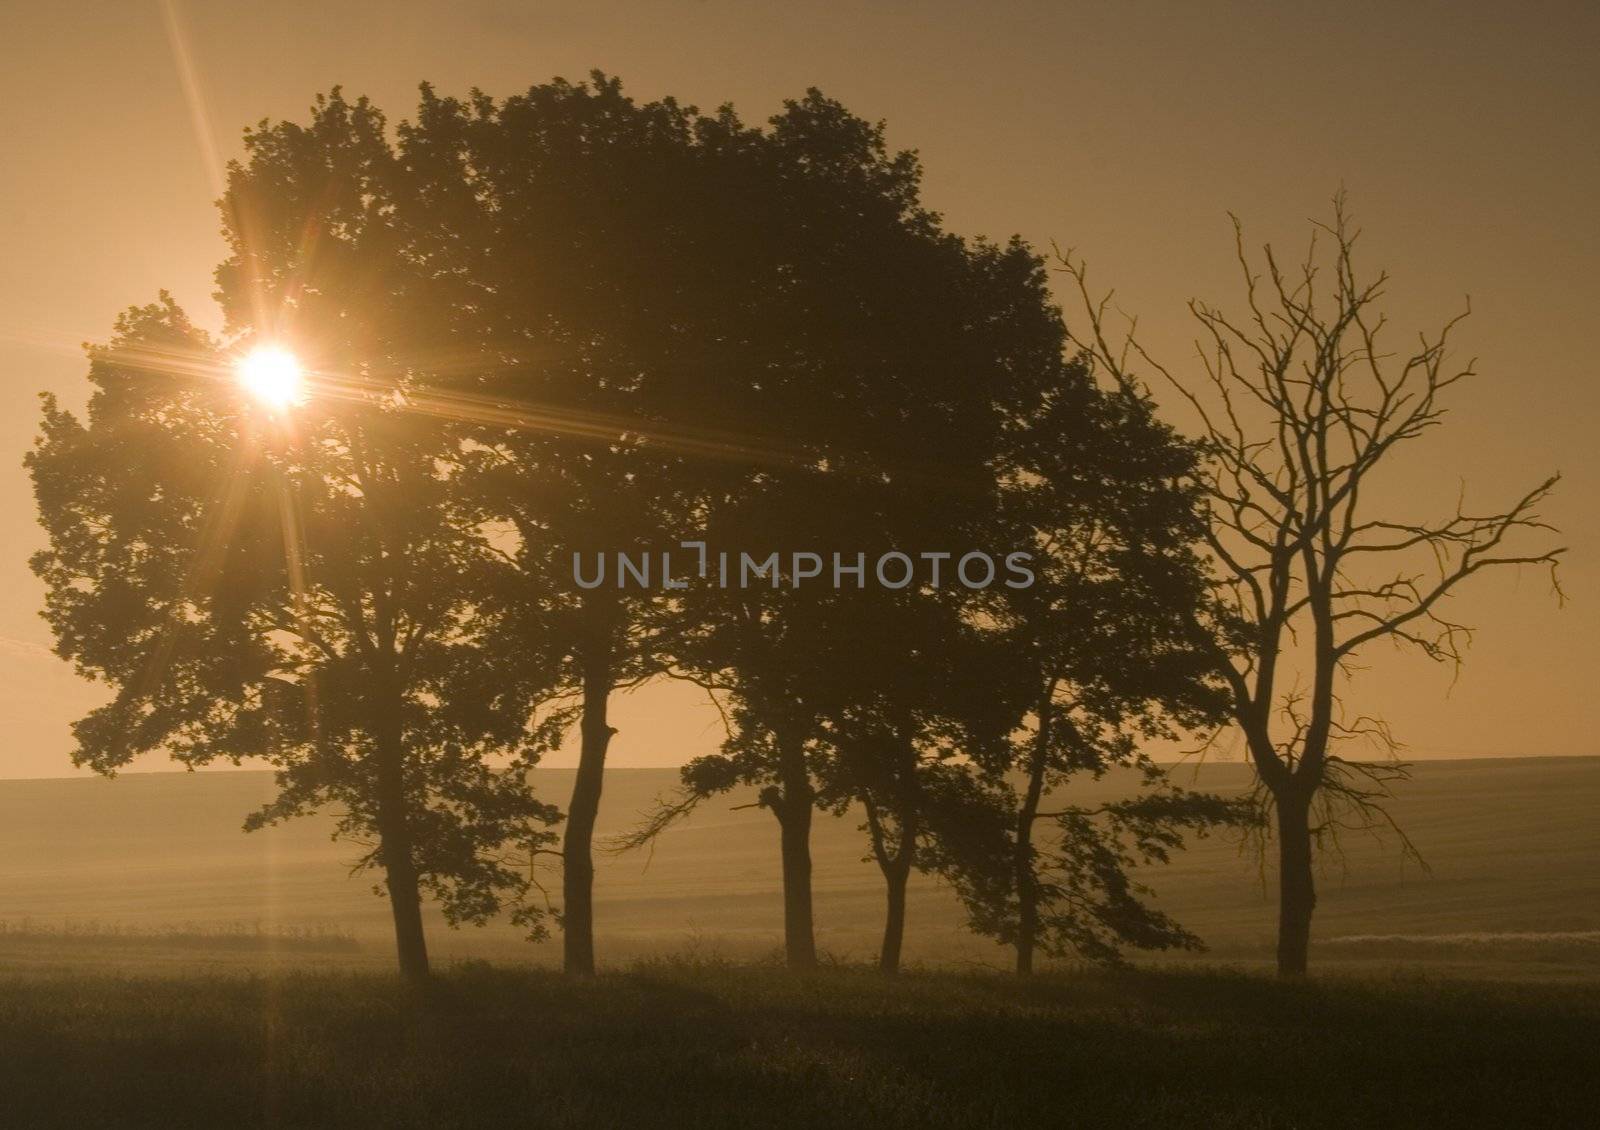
[236,346,305,409]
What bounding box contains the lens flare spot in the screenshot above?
[236,346,305,409]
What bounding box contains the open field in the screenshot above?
[0,758,1597,978]
[0,759,1595,1126]
[0,962,1596,1128]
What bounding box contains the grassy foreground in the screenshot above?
[0,962,1593,1128]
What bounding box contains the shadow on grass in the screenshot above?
[0,960,1594,1128]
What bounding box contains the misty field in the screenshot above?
[1,757,1597,978]
[1,758,1596,1127]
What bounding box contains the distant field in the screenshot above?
[0,758,1596,977]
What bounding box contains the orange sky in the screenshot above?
[0,1,1593,777]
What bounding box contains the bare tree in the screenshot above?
[1061,196,1565,975]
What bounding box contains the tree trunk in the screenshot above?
[1017,877,1043,973]
[879,856,911,975]
[1015,861,1038,977]
[877,736,922,977]
[374,721,429,983]
[1276,789,1316,976]
[1014,699,1051,976]
[778,802,817,969]
[563,637,614,977]
[775,731,817,970]
[382,839,431,984]
[864,736,919,977]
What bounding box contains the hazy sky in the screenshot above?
[0,1,1594,778]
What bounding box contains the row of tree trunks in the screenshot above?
[372,621,822,979]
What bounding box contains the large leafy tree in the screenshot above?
[27,94,567,981]
[394,76,753,975]
[397,74,1068,973]
[969,357,1245,973]
[660,580,838,971]
[610,110,1237,973]
[600,141,1077,971]
[662,566,1026,975]
[812,592,1025,975]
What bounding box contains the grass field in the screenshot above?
[1,961,1596,1128]
[0,758,1595,1126]
[1,758,1596,977]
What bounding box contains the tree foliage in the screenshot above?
[31,75,1314,981]
[28,92,575,979]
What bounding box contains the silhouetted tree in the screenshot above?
[969,359,1244,972]
[802,592,1024,975]
[400,74,1067,973]
[27,300,564,983]
[396,76,777,975]
[629,549,1017,974]
[1062,197,1564,975]
[619,161,1238,973]
[653,471,1012,973]
[28,93,571,981]
[658,588,833,970]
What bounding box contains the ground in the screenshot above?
[0,960,1594,1128]
[1,759,1596,1125]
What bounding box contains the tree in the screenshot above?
[396,75,768,975]
[1062,197,1564,975]
[799,587,1025,975]
[972,358,1245,973]
[27,92,569,981]
[631,531,1020,975]
[27,300,564,981]
[617,225,1076,971]
[656,585,834,971]
[398,74,1067,973]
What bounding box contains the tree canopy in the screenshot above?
[31,73,1278,978]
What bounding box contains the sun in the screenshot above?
[236,346,305,409]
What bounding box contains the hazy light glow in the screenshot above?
[236,346,305,409]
